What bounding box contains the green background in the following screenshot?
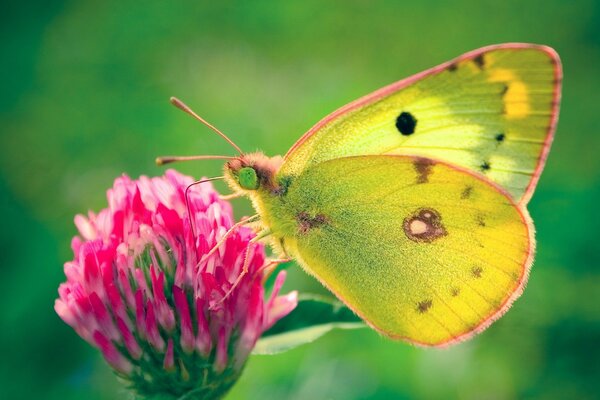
[1,1,599,399]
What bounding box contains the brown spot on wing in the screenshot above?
[403,208,447,243]
[471,266,483,278]
[450,287,461,297]
[461,186,473,199]
[417,299,432,313]
[413,158,435,184]
[297,212,329,234]
[476,215,486,227]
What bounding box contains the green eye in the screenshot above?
[238,167,259,190]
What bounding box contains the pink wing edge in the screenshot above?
[291,154,536,348]
[284,43,563,206]
[415,162,536,348]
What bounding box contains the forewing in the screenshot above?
[282,155,534,346]
[281,44,561,204]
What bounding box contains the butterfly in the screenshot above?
[159,43,562,347]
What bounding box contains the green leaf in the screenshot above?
[253,294,365,355]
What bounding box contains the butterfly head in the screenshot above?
[224,152,283,193]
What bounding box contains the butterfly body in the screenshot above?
[217,43,561,346]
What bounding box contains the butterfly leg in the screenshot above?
[211,229,273,309]
[197,214,260,269]
[256,257,293,283]
[219,193,243,201]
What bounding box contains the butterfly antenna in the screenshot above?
[185,176,225,241]
[170,97,243,155]
[156,155,235,166]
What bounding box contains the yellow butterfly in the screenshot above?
[159,43,562,347]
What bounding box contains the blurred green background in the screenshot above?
[1,1,599,399]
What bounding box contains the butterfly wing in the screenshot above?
[281,43,561,204]
[279,155,533,346]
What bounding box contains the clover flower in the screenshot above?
[55,170,297,399]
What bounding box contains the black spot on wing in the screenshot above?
[396,112,417,135]
[473,54,485,69]
[495,133,505,143]
[480,161,491,172]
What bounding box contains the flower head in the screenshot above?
[55,170,297,399]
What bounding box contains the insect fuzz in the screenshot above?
[224,153,284,194]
